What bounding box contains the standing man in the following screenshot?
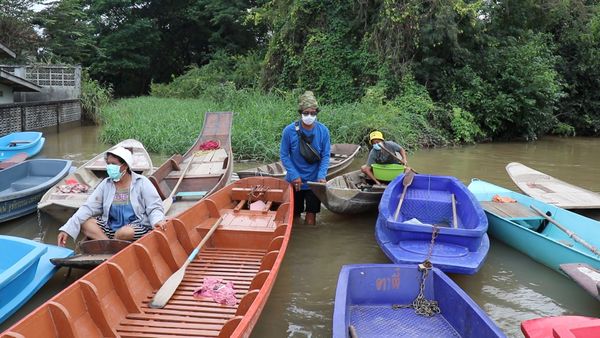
[280,91,331,225]
[361,130,408,185]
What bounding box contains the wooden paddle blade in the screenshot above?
[403,169,416,186]
[149,267,186,308]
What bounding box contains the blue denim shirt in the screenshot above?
[59,172,165,240]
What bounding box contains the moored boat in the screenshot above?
[236,143,361,180]
[506,162,600,209]
[333,264,505,338]
[0,159,72,223]
[150,111,233,216]
[0,235,73,324]
[37,139,153,223]
[1,176,293,337]
[308,170,386,214]
[560,263,600,301]
[0,132,45,161]
[468,179,600,273]
[521,316,600,338]
[375,173,490,274]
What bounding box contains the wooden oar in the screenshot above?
[162,155,195,213]
[530,205,600,256]
[393,169,415,221]
[379,144,405,165]
[349,324,358,338]
[451,194,458,228]
[149,216,223,308]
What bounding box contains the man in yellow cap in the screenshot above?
[361,130,407,185]
[280,91,331,225]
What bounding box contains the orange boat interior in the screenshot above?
[1,177,293,338]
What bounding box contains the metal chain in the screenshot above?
[392,226,441,317]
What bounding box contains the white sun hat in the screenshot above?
[106,146,133,169]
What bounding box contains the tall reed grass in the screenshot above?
[100,89,450,161]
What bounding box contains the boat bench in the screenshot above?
[10,176,52,191]
[8,140,32,147]
[481,201,546,231]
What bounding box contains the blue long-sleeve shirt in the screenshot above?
[280,120,331,190]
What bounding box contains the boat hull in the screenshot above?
[468,179,600,273]
[333,264,505,338]
[2,176,293,337]
[38,139,153,223]
[150,112,233,217]
[521,316,600,338]
[0,159,72,223]
[0,235,73,324]
[506,162,600,209]
[0,132,45,161]
[308,170,384,214]
[376,174,489,274]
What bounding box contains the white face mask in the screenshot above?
[302,114,317,125]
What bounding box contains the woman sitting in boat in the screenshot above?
[361,130,408,185]
[57,146,166,247]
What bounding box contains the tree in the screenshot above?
[0,0,42,61]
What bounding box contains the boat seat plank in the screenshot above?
[480,201,544,221]
[125,313,227,325]
[230,187,284,202]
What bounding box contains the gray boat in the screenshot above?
[0,159,72,223]
[308,170,386,214]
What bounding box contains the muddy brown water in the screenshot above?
[1,125,599,337]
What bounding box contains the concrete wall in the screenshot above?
[0,83,14,104]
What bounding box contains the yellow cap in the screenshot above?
[369,131,384,142]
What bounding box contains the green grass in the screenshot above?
[100,89,450,161]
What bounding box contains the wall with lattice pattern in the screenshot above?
[0,64,81,102]
[0,100,80,136]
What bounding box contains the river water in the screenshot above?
[1,125,598,337]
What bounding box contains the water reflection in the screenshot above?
[1,125,599,337]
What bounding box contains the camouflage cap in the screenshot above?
[298,91,319,111]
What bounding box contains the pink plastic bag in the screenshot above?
[193,277,237,306]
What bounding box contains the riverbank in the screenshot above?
[99,92,459,161]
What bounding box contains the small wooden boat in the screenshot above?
[468,179,600,273]
[0,235,73,324]
[50,239,131,270]
[1,176,293,338]
[308,170,386,214]
[376,174,490,274]
[37,139,153,223]
[236,143,361,180]
[0,153,27,170]
[560,263,600,301]
[0,159,72,223]
[0,131,45,161]
[333,264,505,338]
[150,111,233,216]
[506,162,600,209]
[521,316,600,338]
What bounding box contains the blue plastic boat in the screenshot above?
[0,159,72,223]
[0,235,73,324]
[468,179,600,273]
[333,264,505,338]
[0,132,45,161]
[375,174,490,274]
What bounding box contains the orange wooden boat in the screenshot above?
[1,177,293,338]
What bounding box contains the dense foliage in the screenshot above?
[2,0,600,141]
[101,77,449,160]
